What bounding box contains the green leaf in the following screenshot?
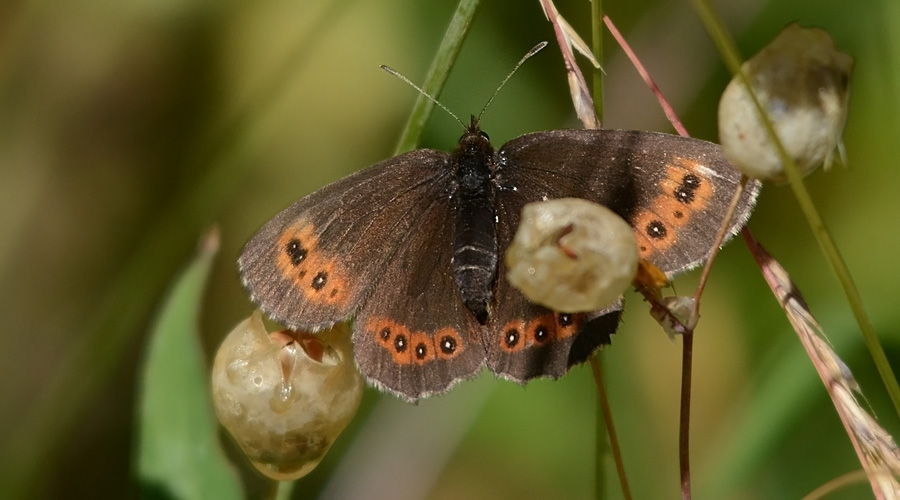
[135,229,242,500]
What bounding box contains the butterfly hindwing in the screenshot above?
[354,175,486,400]
[483,275,622,382]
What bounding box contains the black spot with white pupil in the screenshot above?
[674,174,701,205]
[505,329,520,348]
[534,325,549,342]
[379,327,391,341]
[558,313,573,327]
[311,271,328,290]
[394,334,407,353]
[646,220,668,240]
[440,336,456,354]
[286,238,308,266]
[415,343,428,359]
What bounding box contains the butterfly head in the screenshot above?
[459,116,491,149]
[452,116,496,184]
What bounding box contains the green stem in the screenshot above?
[274,480,295,500]
[690,0,900,417]
[591,4,609,499]
[393,0,481,154]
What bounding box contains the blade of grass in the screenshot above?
[601,15,689,137]
[393,0,481,155]
[136,228,242,500]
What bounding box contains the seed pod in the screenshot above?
[718,23,853,182]
[212,311,363,480]
[505,198,638,312]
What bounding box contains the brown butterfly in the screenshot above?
[239,116,759,401]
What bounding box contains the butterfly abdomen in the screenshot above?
[453,193,497,324]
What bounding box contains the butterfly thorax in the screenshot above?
[453,120,494,191]
[450,119,499,325]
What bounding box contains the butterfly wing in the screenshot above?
[485,129,759,382]
[239,149,456,332]
[497,129,758,275]
[353,184,486,400]
[239,149,486,401]
[483,277,622,382]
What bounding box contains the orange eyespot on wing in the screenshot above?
[553,312,582,339]
[634,157,718,260]
[633,210,677,258]
[662,158,715,213]
[409,332,437,365]
[497,312,583,353]
[434,328,465,360]
[364,317,467,367]
[275,221,351,308]
[499,319,527,353]
[366,317,413,366]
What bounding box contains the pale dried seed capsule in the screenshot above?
[212,311,363,480]
[718,23,853,183]
[505,198,638,312]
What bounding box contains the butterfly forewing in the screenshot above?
[497,129,758,276]
[239,150,454,332]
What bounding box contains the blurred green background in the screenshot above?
[1,0,898,498]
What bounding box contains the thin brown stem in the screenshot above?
[692,177,749,305]
[602,15,689,137]
[590,357,632,500]
[679,331,694,500]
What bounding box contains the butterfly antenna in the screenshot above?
[380,65,465,129]
[477,41,548,121]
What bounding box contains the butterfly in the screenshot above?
[239,116,759,401]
